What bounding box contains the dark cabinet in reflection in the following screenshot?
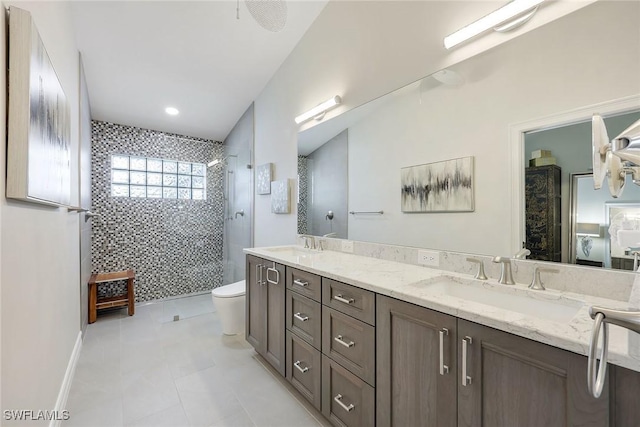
[525,165,561,262]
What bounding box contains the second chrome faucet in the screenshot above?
[492,256,515,285]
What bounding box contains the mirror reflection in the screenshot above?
[524,112,640,270]
[296,1,640,267]
[297,130,348,238]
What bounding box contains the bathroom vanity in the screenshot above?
[244,245,640,426]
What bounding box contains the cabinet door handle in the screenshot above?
[293,279,309,287]
[256,264,265,286]
[439,328,450,376]
[333,294,354,305]
[462,336,473,386]
[334,334,355,348]
[266,266,280,285]
[293,312,309,322]
[293,360,309,373]
[334,394,355,412]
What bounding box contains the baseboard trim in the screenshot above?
[49,331,82,427]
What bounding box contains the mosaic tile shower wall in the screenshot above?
[91,121,225,302]
[297,155,308,234]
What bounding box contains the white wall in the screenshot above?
[253,0,595,248]
[1,2,81,422]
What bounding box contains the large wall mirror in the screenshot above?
[296,1,640,269]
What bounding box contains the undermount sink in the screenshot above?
[420,276,584,323]
[262,246,318,258]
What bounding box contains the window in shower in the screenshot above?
[110,154,206,200]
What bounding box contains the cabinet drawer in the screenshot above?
[322,307,375,386]
[286,331,321,412]
[287,267,322,302]
[322,278,375,325]
[322,355,374,427]
[286,290,321,350]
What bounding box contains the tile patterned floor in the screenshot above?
[64,294,327,427]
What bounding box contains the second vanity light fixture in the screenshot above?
[444,0,544,49]
[295,95,342,125]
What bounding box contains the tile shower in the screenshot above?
[91,120,225,302]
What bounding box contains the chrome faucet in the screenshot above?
[528,266,558,290]
[298,234,316,250]
[493,256,515,285]
[466,257,488,280]
[514,248,531,259]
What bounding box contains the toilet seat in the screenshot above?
[211,280,245,298]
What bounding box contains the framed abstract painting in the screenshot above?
[401,156,474,213]
[6,6,71,207]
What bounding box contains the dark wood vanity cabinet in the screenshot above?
[377,295,612,427]
[245,255,286,376]
[376,295,458,427]
[525,165,561,262]
[285,266,323,411]
[610,365,640,426]
[457,319,609,427]
[247,256,640,426]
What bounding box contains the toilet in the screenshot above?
[211,280,246,335]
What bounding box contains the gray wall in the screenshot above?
[91,120,225,302]
[525,111,640,262]
[222,104,254,284]
[306,130,348,238]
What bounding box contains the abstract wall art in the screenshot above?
[271,179,291,214]
[256,163,273,195]
[7,7,71,207]
[401,156,474,213]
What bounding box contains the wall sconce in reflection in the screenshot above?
[576,222,602,257]
[295,96,342,125]
[443,0,544,49]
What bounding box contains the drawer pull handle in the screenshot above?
[334,394,355,412]
[439,328,449,376]
[293,361,309,373]
[334,294,354,305]
[334,335,355,348]
[293,279,309,287]
[462,336,473,386]
[293,312,309,322]
[256,264,265,286]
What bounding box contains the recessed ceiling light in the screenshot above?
[165,107,179,116]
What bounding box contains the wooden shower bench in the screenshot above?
[88,269,135,323]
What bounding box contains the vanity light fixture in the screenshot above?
[165,107,179,116]
[444,0,544,50]
[295,95,342,125]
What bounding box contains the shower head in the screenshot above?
[207,154,237,168]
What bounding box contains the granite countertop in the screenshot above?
[245,245,640,373]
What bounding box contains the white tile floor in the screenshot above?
[64,294,328,427]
